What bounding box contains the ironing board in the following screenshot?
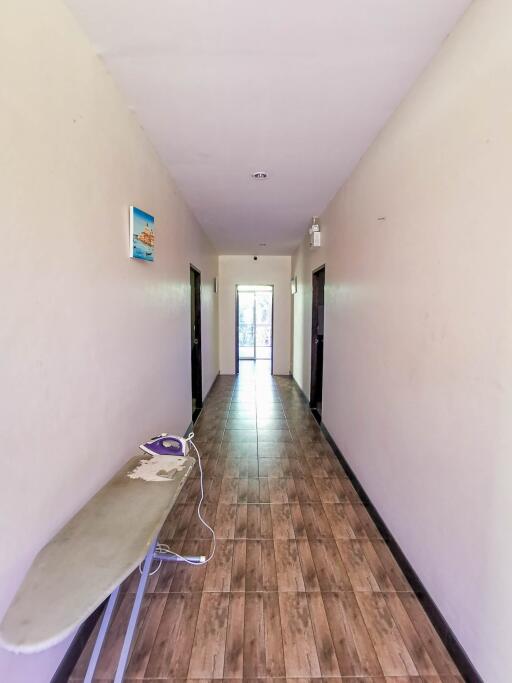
[0,452,195,682]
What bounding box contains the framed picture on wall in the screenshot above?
[129,206,155,261]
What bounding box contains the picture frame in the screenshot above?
[129,206,155,261]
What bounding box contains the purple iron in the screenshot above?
[139,433,189,457]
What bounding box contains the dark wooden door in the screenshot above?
[310,266,325,422]
[190,266,202,422]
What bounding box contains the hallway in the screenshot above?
[4,2,512,679]
[71,364,462,681]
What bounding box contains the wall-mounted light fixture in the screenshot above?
[309,216,321,247]
[291,276,297,295]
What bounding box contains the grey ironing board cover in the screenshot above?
[0,453,194,653]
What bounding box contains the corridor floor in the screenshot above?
[71,361,463,682]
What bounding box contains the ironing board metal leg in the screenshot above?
[83,586,120,683]
[113,537,158,683]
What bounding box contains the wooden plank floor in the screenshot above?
[70,362,463,682]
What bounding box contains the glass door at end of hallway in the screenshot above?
[236,285,273,370]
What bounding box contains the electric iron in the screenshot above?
[137,431,215,566]
[139,433,189,457]
[138,431,214,566]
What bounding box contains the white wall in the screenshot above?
[292,1,512,680]
[219,255,291,375]
[291,237,324,399]
[0,1,218,681]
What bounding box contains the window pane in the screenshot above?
[255,292,272,324]
[256,325,271,347]
[237,285,272,363]
[256,346,271,359]
[239,323,255,346]
[237,284,272,292]
[239,292,254,324]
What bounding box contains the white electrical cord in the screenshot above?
[139,432,216,574]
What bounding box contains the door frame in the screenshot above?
[235,285,274,374]
[235,287,240,374]
[190,264,202,422]
[310,265,325,421]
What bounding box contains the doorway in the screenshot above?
[310,266,325,423]
[190,265,202,422]
[235,285,273,374]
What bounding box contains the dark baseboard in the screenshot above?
[311,407,322,424]
[50,602,105,683]
[319,421,482,683]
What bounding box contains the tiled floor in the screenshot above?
[71,360,463,682]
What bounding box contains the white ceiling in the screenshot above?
[67,0,470,255]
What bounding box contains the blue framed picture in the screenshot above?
[129,206,155,261]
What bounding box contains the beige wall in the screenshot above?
[291,235,326,399]
[219,255,291,375]
[0,1,218,680]
[292,1,512,679]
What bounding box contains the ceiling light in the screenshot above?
[251,171,268,179]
